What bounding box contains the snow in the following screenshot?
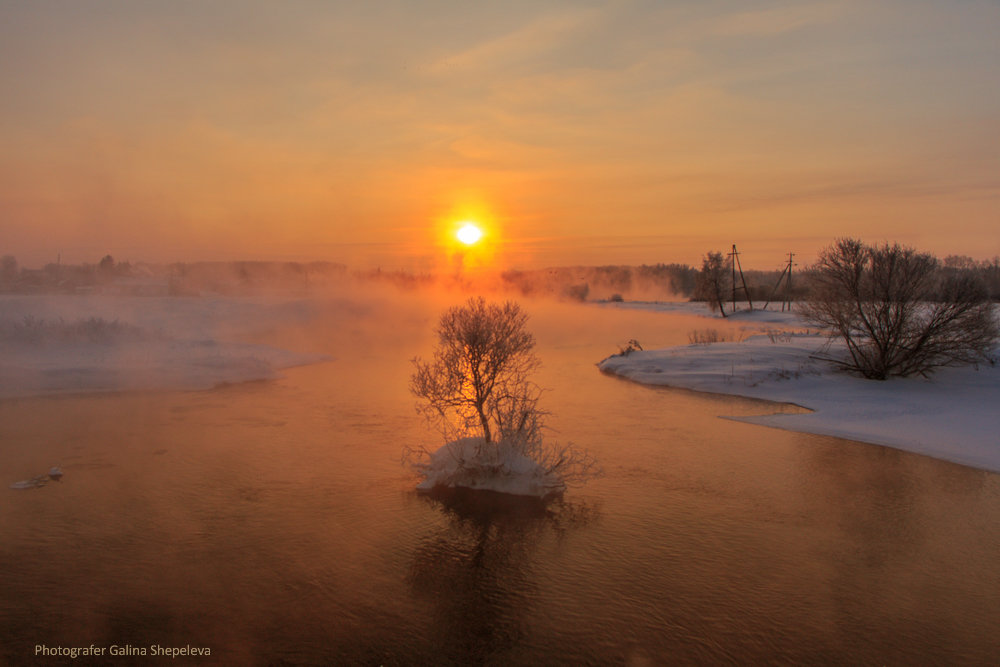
[413,437,566,498]
[598,304,1000,473]
[0,338,324,399]
[9,476,49,490]
[0,295,329,399]
[9,467,63,490]
[597,299,805,325]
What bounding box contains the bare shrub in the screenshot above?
[687,328,755,345]
[801,238,999,379]
[763,328,793,343]
[613,339,643,356]
[688,328,724,345]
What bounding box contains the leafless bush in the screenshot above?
[613,338,643,356]
[763,328,793,343]
[688,328,724,345]
[528,439,602,488]
[800,238,999,379]
[687,328,755,345]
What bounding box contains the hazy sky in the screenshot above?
[2,0,998,270]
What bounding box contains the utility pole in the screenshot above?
[728,244,754,312]
[764,252,795,311]
[731,245,737,312]
[785,252,794,311]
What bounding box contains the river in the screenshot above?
[2,293,999,665]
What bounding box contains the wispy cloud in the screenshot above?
[426,6,603,76]
[1,0,998,266]
[709,1,848,37]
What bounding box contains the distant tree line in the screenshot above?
[499,264,698,301]
[693,239,999,379]
[0,257,349,295]
[167,260,348,294]
[3,248,999,306]
[693,247,1000,316]
[0,255,134,293]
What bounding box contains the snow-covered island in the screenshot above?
[412,437,567,498]
[598,304,1000,474]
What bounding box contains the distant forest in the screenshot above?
[2,252,999,303]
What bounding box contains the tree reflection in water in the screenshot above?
[408,487,596,664]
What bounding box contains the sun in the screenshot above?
[456,222,483,246]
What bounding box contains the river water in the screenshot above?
[2,294,999,665]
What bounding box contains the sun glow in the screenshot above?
[456,222,483,246]
[436,206,499,272]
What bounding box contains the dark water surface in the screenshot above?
[2,297,999,665]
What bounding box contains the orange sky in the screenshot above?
[1,1,998,271]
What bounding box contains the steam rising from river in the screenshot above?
[0,266,716,402]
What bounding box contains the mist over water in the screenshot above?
[2,285,1000,664]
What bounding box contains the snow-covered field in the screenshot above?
[0,295,328,399]
[598,302,1000,474]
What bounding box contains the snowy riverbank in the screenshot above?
[598,304,1000,474]
[0,295,328,399]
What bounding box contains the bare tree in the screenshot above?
[410,297,598,491]
[411,297,544,446]
[944,254,976,270]
[1,255,17,283]
[694,251,730,316]
[801,238,998,379]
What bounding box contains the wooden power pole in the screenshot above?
[763,252,795,311]
[728,244,753,313]
[785,251,793,311]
